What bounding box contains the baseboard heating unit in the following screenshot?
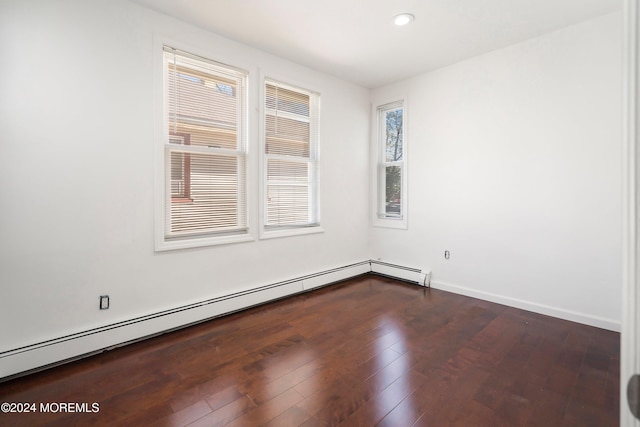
[1,259,432,381]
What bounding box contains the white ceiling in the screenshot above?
[133,0,621,88]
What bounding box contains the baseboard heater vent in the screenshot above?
[0,260,371,381]
[1,260,431,380]
[369,260,431,287]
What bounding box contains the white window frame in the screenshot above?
[372,98,408,229]
[154,41,254,251]
[260,76,322,239]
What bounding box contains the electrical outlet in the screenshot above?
[99,295,109,310]
[444,250,450,260]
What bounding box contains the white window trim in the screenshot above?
[371,97,408,230]
[259,73,323,240]
[154,37,255,251]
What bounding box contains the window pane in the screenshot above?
[169,151,244,234]
[385,165,402,217]
[266,84,310,116]
[267,158,309,183]
[166,53,239,150]
[385,108,403,162]
[266,159,315,227]
[267,185,310,225]
[265,114,310,156]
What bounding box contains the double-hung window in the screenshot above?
[375,100,407,227]
[263,80,320,233]
[159,46,249,249]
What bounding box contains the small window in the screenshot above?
[263,80,320,234]
[376,100,407,227]
[158,46,249,249]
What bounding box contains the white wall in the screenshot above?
[370,12,623,330]
[0,0,370,374]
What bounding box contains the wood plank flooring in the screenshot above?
[0,275,620,426]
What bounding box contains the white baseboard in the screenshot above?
[431,279,621,332]
[303,262,371,290]
[0,261,370,380]
[367,261,619,332]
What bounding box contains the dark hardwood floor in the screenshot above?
[0,275,619,426]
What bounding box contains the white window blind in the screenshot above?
[378,101,404,219]
[163,46,248,239]
[264,80,319,229]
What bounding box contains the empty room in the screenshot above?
[1,0,637,425]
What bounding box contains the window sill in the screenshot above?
[260,226,324,240]
[372,217,407,230]
[155,233,254,251]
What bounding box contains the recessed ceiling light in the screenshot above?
[393,13,414,26]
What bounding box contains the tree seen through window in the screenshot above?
[384,108,403,216]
